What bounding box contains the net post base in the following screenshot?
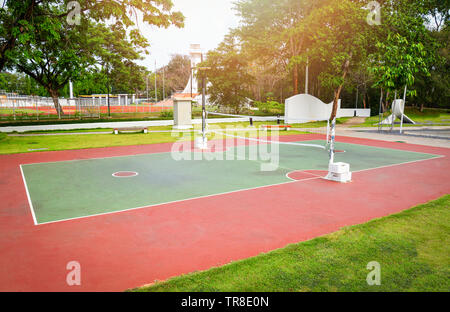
[195,136,208,150]
[324,162,352,183]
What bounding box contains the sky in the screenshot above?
[137,0,241,70]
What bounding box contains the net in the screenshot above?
[205,111,333,150]
[191,111,337,173]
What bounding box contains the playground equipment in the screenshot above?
[379,99,415,125]
[377,86,414,133]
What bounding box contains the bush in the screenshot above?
[159,110,173,118]
[254,100,285,115]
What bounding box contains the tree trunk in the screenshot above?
[382,90,390,113]
[420,102,424,112]
[50,89,63,119]
[330,57,351,121]
[330,86,343,121]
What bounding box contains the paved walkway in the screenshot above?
[339,127,450,148]
[3,117,450,148]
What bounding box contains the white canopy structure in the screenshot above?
[284,94,370,124]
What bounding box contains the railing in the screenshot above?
[0,94,173,121]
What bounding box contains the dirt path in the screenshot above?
[338,117,367,127]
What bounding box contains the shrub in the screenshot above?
[159,110,173,118]
[254,100,285,115]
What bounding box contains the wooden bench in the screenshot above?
[261,125,291,131]
[113,127,148,134]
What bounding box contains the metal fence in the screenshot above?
[0,93,173,121]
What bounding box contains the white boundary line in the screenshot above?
[18,136,324,167]
[112,171,139,178]
[21,141,446,226]
[30,155,445,226]
[353,154,445,173]
[19,165,38,225]
[34,179,302,226]
[285,170,326,181]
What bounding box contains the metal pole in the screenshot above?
[391,90,397,132]
[378,89,383,132]
[154,60,158,103]
[201,54,206,142]
[329,118,336,165]
[400,85,407,134]
[162,67,165,101]
[35,96,39,120]
[305,56,309,94]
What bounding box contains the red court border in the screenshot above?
[0,134,449,291]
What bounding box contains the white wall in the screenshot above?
[337,108,371,118]
[285,93,370,123]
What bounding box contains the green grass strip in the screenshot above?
[132,195,450,292]
[0,124,308,154]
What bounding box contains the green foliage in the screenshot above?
[159,110,173,118]
[254,100,284,114]
[202,34,254,114]
[369,0,436,98]
[0,0,185,110]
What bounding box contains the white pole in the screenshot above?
[35,96,39,120]
[146,75,149,103]
[163,67,165,101]
[329,118,336,165]
[400,85,407,134]
[391,90,397,132]
[69,81,74,99]
[326,118,330,145]
[154,60,158,103]
[305,56,309,94]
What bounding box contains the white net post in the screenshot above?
[400,85,407,134]
[328,118,336,166]
[391,90,397,132]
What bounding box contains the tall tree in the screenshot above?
[202,34,254,114]
[2,0,185,115]
[0,0,184,71]
[369,0,435,111]
[235,0,320,96]
[305,0,372,120]
[13,4,92,116]
[162,54,190,95]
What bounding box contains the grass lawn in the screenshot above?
[132,195,450,292]
[0,123,310,154]
[352,108,450,128]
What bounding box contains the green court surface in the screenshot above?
[21,140,439,225]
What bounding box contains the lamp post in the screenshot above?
[154,60,158,103]
[146,74,150,103]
